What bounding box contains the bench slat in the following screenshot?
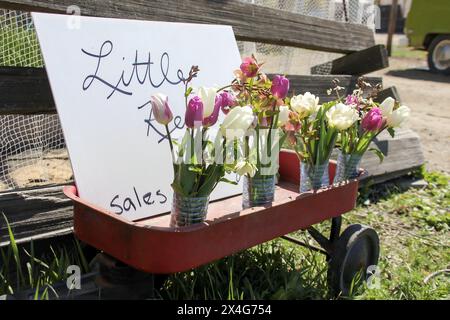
[311,45,389,76]
[0,67,382,115]
[0,0,374,53]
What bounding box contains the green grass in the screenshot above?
[0,21,43,67]
[1,170,448,299]
[0,214,90,299]
[158,169,449,300]
[391,46,427,60]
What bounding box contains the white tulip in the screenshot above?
[290,92,320,118]
[235,160,257,177]
[278,105,290,126]
[198,86,217,117]
[220,106,254,138]
[326,103,359,130]
[379,97,395,116]
[387,105,410,127]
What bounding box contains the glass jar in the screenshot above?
[242,174,276,208]
[300,162,330,193]
[334,151,362,184]
[170,193,210,227]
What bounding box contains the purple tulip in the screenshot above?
[240,57,259,78]
[203,95,222,127]
[185,96,204,128]
[150,93,173,125]
[220,91,236,107]
[270,75,290,99]
[219,91,236,114]
[362,107,383,132]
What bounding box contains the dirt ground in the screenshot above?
[371,55,450,174]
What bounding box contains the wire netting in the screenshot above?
[0,10,70,191]
[238,0,375,74]
[0,1,374,191]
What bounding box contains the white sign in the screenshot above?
[32,13,243,221]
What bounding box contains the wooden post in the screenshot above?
[342,0,349,22]
[386,0,399,56]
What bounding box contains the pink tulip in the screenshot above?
[150,93,173,125]
[185,96,204,128]
[345,94,359,106]
[220,91,236,107]
[284,119,301,132]
[283,111,302,132]
[219,91,236,114]
[270,75,290,99]
[362,107,383,132]
[240,57,259,78]
[203,95,222,127]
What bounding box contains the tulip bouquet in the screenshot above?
[150,66,251,226]
[333,78,410,182]
[221,55,290,207]
[284,89,357,192]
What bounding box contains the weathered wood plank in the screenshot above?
[330,128,425,184]
[0,67,54,114]
[0,0,375,53]
[374,86,401,103]
[360,128,424,181]
[0,67,382,114]
[0,185,73,245]
[311,45,389,75]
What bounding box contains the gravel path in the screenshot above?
[372,56,450,174]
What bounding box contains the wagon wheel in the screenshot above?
[92,253,168,299]
[327,224,380,297]
[428,35,450,75]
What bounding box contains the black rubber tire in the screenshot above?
[427,35,450,75]
[327,224,380,297]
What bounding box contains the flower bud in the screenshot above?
[379,97,395,116]
[270,75,290,99]
[290,92,320,118]
[185,96,204,128]
[362,107,383,132]
[203,95,222,127]
[220,106,254,138]
[150,93,173,125]
[387,105,410,128]
[219,91,236,114]
[198,87,217,118]
[240,57,259,78]
[278,105,290,126]
[235,160,257,177]
[326,103,359,130]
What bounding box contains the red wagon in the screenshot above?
[64,150,379,296]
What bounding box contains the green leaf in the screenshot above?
[185,86,193,97]
[219,177,238,185]
[2,213,24,285]
[369,147,385,163]
[387,127,395,138]
[188,166,203,174]
[171,181,185,196]
[263,110,279,117]
[178,164,198,195]
[197,165,225,196]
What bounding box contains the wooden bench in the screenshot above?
[0,0,424,245]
